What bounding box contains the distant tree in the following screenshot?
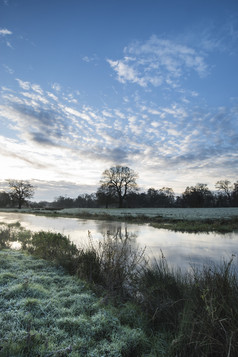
[158,187,175,207]
[66,193,96,208]
[182,183,213,208]
[7,180,35,209]
[146,187,175,207]
[74,195,86,208]
[0,191,11,208]
[100,166,138,208]
[232,181,238,206]
[215,180,233,205]
[147,188,159,207]
[83,193,97,208]
[96,184,116,208]
[54,196,75,208]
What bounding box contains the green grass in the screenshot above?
[0,250,147,357]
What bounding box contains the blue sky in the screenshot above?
[0,0,238,201]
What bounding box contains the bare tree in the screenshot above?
[7,180,35,209]
[215,180,233,204]
[100,166,138,208]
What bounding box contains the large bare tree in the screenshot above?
[100,166,138,208]
[7,180,35,209]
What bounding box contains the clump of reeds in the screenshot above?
[170,256,238,357]
[137,253,238,356]
[137,251,185,331]
[75,229,147,299]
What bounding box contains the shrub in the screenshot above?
[27,231,79,273]
[0,227,11,249]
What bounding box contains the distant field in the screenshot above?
[53,207,238,220]
[2,206,237,221]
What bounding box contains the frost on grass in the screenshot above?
[59,207,238,220]
[0,250,146,356]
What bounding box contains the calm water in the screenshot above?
[1,212,238,271]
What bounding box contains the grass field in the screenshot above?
[0,250,147,357]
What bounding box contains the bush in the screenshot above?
[27,231,79,273]
[0,226,11,249]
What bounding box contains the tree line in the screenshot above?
[0,167,238,209]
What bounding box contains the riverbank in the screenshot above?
[0,250,147,356]
[1,207,238,232]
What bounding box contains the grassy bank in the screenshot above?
[1,223,238,356]
[1,207,238,232]
[150,216,238,232]
[0,250,147,356]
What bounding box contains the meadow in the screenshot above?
[1,222,238,356]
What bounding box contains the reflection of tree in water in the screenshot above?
[104,225,138,244]
[0,223,31,250]
[95,221,139,244]
[87,225,147,297]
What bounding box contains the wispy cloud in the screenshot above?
[16,79,31,90]
[107,59,148,87]
[0,28,13,48]
[0,28,12,36]
[51,82,61,92]
[0,142,49,170]
[3,64,14,74]
[1,73,237,193]
[108,35,208,89]
[82,54,99,63]
[198,17,238,54]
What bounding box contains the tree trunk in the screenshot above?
[118,196,123,208]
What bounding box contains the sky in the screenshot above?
[0,0,238,201]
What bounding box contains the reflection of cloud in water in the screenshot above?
[145,229,238,270]
[10,241,21,250]
[1,212,238,271]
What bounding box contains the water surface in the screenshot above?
[1,212,238,271]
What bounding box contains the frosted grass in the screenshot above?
[59,207,238,220]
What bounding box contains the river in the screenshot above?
[1,211,238,271]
